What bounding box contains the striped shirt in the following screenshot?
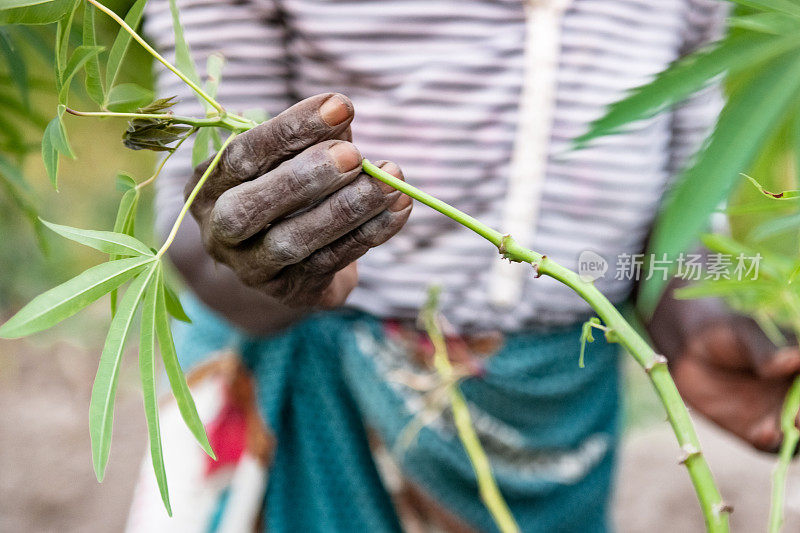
[146,0,726,333]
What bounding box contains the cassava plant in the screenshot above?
[7,0,797,531]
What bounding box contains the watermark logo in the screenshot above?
[578,250,609,282]
[576,251,763,282]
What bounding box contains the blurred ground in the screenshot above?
[2,334,799,533]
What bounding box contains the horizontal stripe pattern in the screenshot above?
[146,0,726,333]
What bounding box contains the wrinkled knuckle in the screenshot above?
[265,234,306,266]
[350,225,378,248]
[210,190,254,242]
[271,118,306,153]
[285,163,317,203]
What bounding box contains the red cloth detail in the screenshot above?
[204,396,248,476]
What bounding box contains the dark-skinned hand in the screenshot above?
[647,278,800,454]
[673,318,800,453]
[187,93,411,309]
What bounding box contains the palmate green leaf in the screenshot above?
[751,211,800,241]
[82,3,104,106]
[205,53,224,99]
[728,0,800,19]
[729,12,800,35]
[191,126,211,167]
[674,279,772,300]
[168,0,204,109]
[58,45,104,104]
[40,219,153,256]
[0,29,29,108]
[639,51,800,313]
[155,267,214,458]
[110,185,141,315]
[139,267,172,516]
[0,0,75,25]
[105,83,154,113]
[90,261,158,481]
[41,106,75,189]
[163,282,191,323]
[0,256,154,339]
[744,173,800,200]
[0,152,29,192]
[104,0,146,95]
[573,32,800,149]
[1,0,61,8]
[116,171,137,191]
[53,0,77,88]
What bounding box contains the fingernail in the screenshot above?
[380,161,401,177]
[389,193,411,212]
[377,162,403,194]
[329,142,361,172]
[320,94,351,126]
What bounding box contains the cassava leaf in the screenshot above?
[105,83,154,113]
[109,186,141,315]
[675,279,771,300]
[116,171,137,191]
[156,269,214,458]
[205,53,224,99]
[104,0,146,94]
[0,29,29,108]
[40,219,153,256]
[0,256,154,339]
[0,0,75,25]
[750,211,800,241]
[728,0,800,19]
[639,51,800,313]
[168,0,205,110]
[1,0,62,8]
[82,3,104,106]
[90,262,158,481]
[41,108,74,189]
[139,267,172,515]
[163,281,191,323]
[744,173,800,200]
[573,32,800,148]
[191,126,211,167]
[58,45,104,103]
[0,152,29,192]
[729,12,800,35]
[53,0,77,87]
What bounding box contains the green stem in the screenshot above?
[157,132,237,258]
[64,107,252,132]
[421,290,520,533]
[86,0,225,116]
[137,129,196,190]
[769,292,800,533]
[362,159,730,533]
[770,376,800,533]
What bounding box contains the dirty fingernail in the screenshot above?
[329,142,361,172]
[389,194,412,212]
[320,94,351,126]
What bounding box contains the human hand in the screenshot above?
[672,317,800,453]
[187,93,411,308]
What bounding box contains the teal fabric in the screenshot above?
[172,296,620,533]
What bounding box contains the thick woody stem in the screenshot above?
[363,159,730,533]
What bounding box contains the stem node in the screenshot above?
[645,354,668,374]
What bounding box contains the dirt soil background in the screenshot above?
[2,336,800,533]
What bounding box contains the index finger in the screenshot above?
[191,92,354,201]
